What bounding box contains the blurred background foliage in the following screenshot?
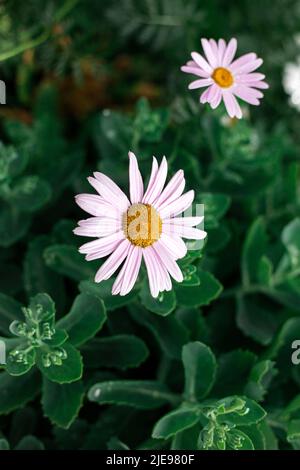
[0,0,299,451]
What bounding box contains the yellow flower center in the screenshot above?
[212,67,234,88]
[123,203,162,248]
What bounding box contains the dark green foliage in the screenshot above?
[0,0,299,451]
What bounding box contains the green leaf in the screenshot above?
[257,256,273,286]
[140,281,176,316]
[242,218,267,286]
[82,335,148,370]
[57,293,106,347]
[42,378,84,429]
[171,422,201,450]
[0,143,28,181]
[36,342,83,384]
[152,407,200,440]
[0,207,30,247]
[219,397,266,426]
[79,279,139,311]
[259,421,278,450]
[15,435,45,450]
[287,419,300,444]
[198,193,231,229]
[24,236,65,312]
[237,424,265,450]
[0,370,41,415]
[244,360,277,401]
[11,176,51,212]
[129,305,188,359]
[236,295,280,345]
[227,428,254,450]
[6,346,36,376]
[107,437,130,450]
[44,245,96,281]
[88,380,179,409]
[134,98,169,143]
[282,218,300,261]
[176,270,222,308]
[0,293,23,335]
[0,439,9,450]
[212,350,256,397]
[182,342,217,401]
[28,293,55,324]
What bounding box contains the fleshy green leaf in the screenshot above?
[79,279,139,311]
[82,335,148,369]
[57,293,106,347]
[182,341,217,401]
[88,380,179,409]
[36,343,83,384]
[129,304,188,359]
[15,435,45,450]
[152,407,200,440]
[42,378,84,429]
[140,281,176,316]
[0,370,41,415]
[44,245,96,281]
[242,218,267,286]
[176,270,222,308]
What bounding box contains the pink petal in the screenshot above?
[222,90,238,118]
[128,151,144,204]
[191,52,212,74]
[163,216,204,227]
[222,38,237,67]
[232,58,263,75]
[201,39,218,68]
[237,72,265,82]
[143,157,168,205]
[142,157,159,202]
[120,247,142,296]
[233,97,243,119]
[200,86,213,104]
[79,231,124,257]
[154,170,185,211]
[163,224,207,240]
[153,243,183,283]
[206,84,219,104]
[143,247,160,297]
[209,39,219,61]
[89,173,130,211]
[181,65,210,78]
[159,190,194,219]
[242,80,269,90]
[210,87,222,109]
[75,194,120,218]
[74,217,121,237]
[233,85,263,105]
[230,53,257,72]
[153,248,172,292]
[217,39,226,64]
[95,239,130,283]
[158,233,187,259]
[188,78,213,89]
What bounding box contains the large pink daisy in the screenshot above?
[181,38,269,118]
[74,152,206,298]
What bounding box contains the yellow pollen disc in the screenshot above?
[123,203,162,248]
[212,67,234,88]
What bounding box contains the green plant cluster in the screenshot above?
[0,0,300,451]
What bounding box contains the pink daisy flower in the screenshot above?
[181,38,269,119]
[74,152,206,298]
